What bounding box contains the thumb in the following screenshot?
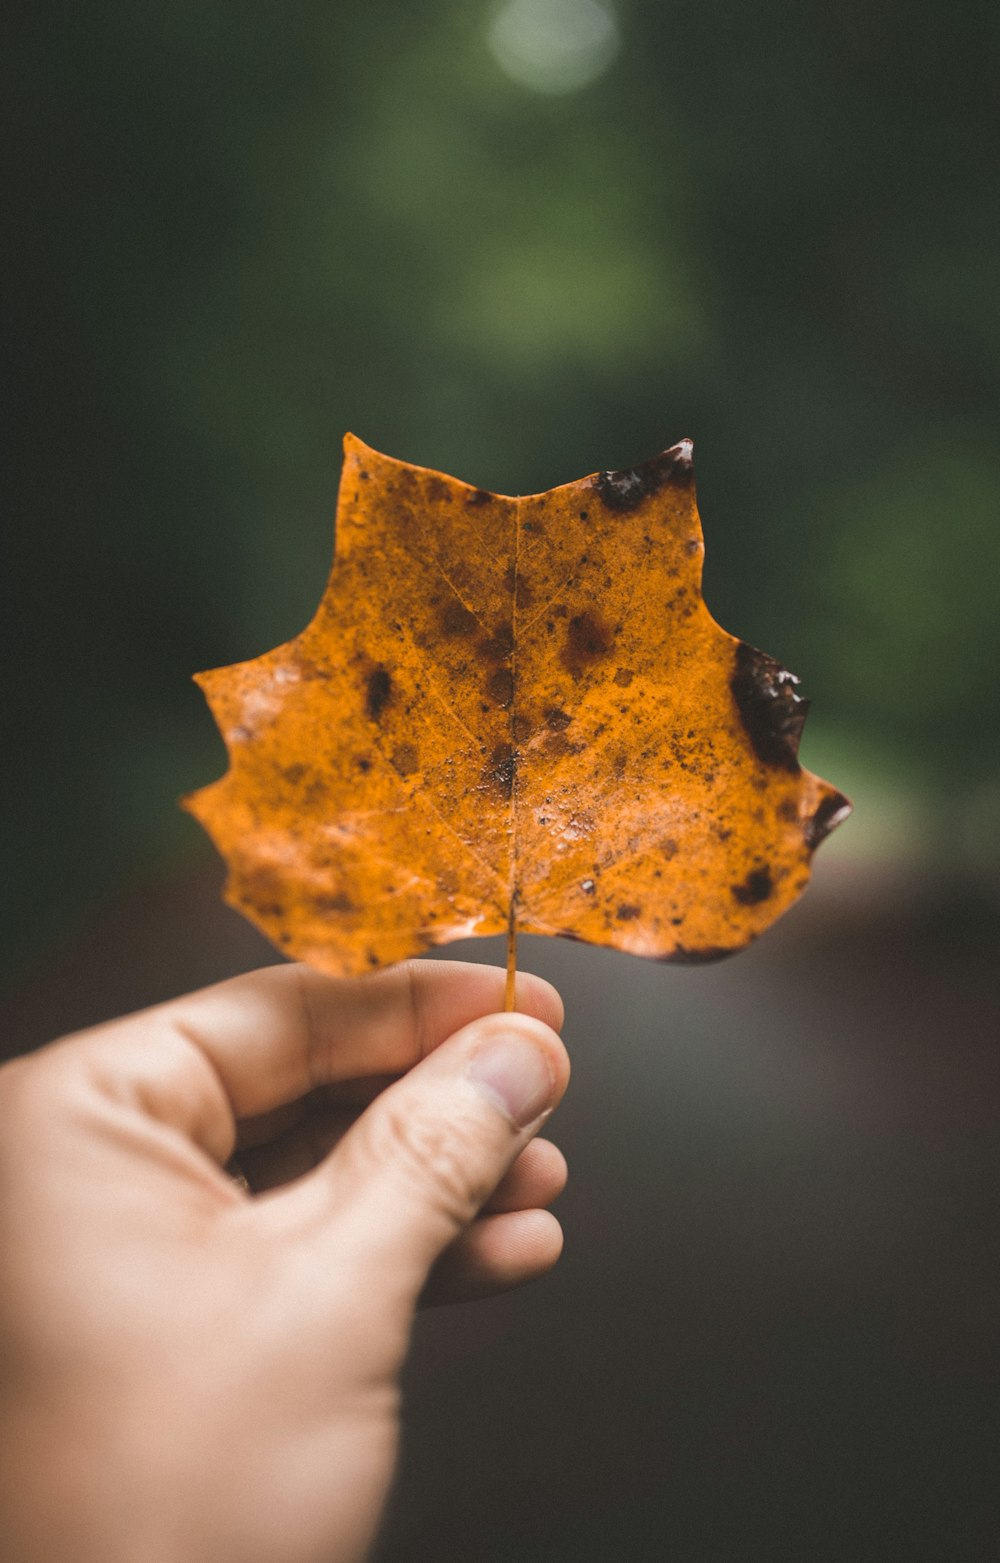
[293,1011,569,1302]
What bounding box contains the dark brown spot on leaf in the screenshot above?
[616,903,641,921]
[486,667,514,708]
[544,707,572,731]
[479,626,514,663]
[366,666,392,721]
[614,667,634,688]
[730,642,808,771]
[441,599,479,636]
[594,440,694,512]
[562,610,614,677]
[544,731,585,760]
[391,743,419,777]
[731,865,774,905]
[805,790,852,848]
[666,945,735,965]
[314,892,356,915]
[484,742,516,800]
[291,653,330,683]
[241,866,287,920]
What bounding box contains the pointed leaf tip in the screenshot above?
[594,441,695,513]
[805,789,853,849]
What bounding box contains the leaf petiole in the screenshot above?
[504,907,517,1012]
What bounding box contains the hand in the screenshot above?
[0,961,568,1563]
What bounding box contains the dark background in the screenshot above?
[4,2,999,1558]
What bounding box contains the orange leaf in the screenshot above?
[184,436,850,976]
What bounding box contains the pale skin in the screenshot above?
[0,961,569,1563]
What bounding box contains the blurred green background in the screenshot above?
[6,0,999,980]
[4,3,999,1558]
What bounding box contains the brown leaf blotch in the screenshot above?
[544,731,581,760]
[595,440,694,513]
[666,945,735,965]
[730,642,808,772]
[484,742,516,800]
[314,892,357,915]
[391,743,419,777]
[441,599,479,636]
[366,666,393,721]
[731,865,775,905]
[805,790,852,849]
[479,628,514,663]
[563,610,613,677]
[486,667,514,708]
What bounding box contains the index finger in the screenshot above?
[61,961,563,1163]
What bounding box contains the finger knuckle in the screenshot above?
[373,1102,494,1230]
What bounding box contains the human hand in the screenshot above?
[0,961,568,1563]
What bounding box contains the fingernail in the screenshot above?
[468,1034,555,1128]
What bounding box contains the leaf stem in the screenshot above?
[504,904,517,1012]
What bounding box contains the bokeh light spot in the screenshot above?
[488,0,620,95]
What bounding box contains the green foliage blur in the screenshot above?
[6,0,999,980]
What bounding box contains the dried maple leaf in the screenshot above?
[185,436,850,985]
